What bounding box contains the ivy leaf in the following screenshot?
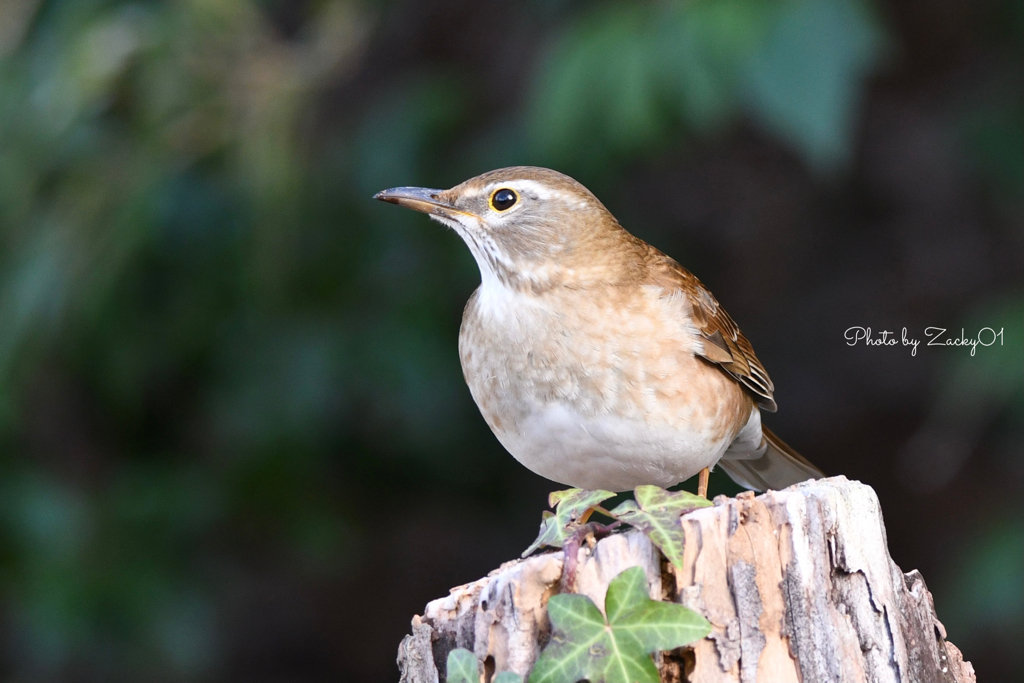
[609,485,711,570]
[445,647,524,683]
[529,567,710,683]
[522,488,615,558]
[446,648,479,683]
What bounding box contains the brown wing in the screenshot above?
[648,255,778,412]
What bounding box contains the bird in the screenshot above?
[375,167,822,497]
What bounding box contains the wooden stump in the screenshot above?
[397,476,975,683]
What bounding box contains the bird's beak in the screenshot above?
[373,186,476,220]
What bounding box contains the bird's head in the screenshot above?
[375,167,637,291]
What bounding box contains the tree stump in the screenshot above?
[397,476,975,683]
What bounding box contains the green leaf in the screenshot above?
[527,5,666,168]
[522,488,615,558]
[532,594,617,683]
[529,567,710,683]
[609,486,711,570]
[742,0,888,170]
[446,648,479,683]
[603,560,650,622]
[446,647,524,683]
[656,0,774,131]
[613,600,714,652]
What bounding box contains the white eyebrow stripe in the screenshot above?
[484,179,564,201]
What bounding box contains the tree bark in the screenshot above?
[397,476,975,683]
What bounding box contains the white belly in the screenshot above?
[493,401,730,492]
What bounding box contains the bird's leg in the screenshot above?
[698,467,709,498]
[576,504,616,526]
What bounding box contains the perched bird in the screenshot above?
[375,167,822,496]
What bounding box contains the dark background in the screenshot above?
[0,0,1021,681]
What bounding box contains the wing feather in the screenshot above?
[647,254,778,412]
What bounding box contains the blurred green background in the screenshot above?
[0,0,1021,680]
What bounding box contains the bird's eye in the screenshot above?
[490,188,518,212]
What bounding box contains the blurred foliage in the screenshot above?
[0,0,1019,680]
[897,297,1024,491]
[938,519,1024,665]
[528,0,887,174]
[0,0,371,676]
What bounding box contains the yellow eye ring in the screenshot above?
[489,188,518,212]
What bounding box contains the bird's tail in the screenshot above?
[717,426,824,492]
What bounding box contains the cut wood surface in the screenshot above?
[397,476,975,683]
